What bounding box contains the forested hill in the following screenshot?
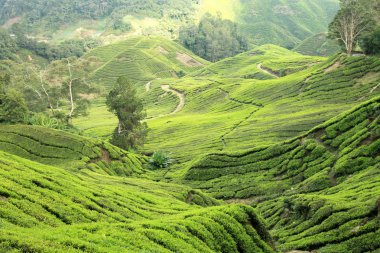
[0,0,339,50]
[0,0,196,34]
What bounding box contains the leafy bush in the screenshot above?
[149,151,173,169]
[24,113,74,131]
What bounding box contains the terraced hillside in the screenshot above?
[186,97,380,252]
[191,45,325,79]
[294,33,340,56]
[0,125,144,177]
[74,43,380,171]
[86,37,209,88]
[0,126,275,252]
[236,0,339,48]
[140,53,380,172]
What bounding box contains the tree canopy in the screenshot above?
[0,0,196,33]
[328,0,375,55]
[179,13,248,62]
[106,77,148,150]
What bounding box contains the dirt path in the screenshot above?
[161,85,185,114]
[257,63,279,78]
[145,81,151,92]
[146,85,185,120]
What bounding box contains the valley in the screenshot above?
[0,0,379,252]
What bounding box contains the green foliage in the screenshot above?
[0,0,196,34]
[0,29,18,60]
[185,97,380,252]
[0,124,145,176]
[0,126,274,252]
[86,37,209,88]
[0,89,28,123]
[24,112,74,131]
[179,13,248,62]
[149,151,173,169]
[107,76,148,150]
[360,26,380,55]
[294,33,340,56]
[328,0,375,54]
[236,0,340,48]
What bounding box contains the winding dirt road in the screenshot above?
[145,84,186,120]
[257,63,279,78]
[161,85,185,114]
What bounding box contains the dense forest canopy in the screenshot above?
[0,0,340,50]
[0,0,197,32]
[179,14,248,62]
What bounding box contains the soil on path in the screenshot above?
[257,63,280,78]
[161,85,185,114]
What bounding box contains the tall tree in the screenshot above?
[106,77,148,150]
[328,0,375,55]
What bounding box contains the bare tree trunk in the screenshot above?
[30,67,54,112]
[335,7,370,56]
[67,59,75,120]
[118,121,122,134]
[68,79,75,118]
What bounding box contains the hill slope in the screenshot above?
[236,0,339,48]
[192,44,325,79]
[0,125,144,177]
[137,53,380,170]
[0,0,338,49]
[0,126,275,252]
[294,33,340,56]
[86,37,209,88]
[186,96,380,252]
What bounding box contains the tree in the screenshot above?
[360,26,380,55]
[0,29,18,60]
[0,88,28,124]
[328,0,375,55]
[106,77,148,150]
[179,13,248,62]
[44,57,97,122]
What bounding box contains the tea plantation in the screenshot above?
[1,34,379,252]
[0,127,275,252]
[186,97,380,252]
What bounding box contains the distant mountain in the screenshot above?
[236,0,340,48]
[0,0,339,49]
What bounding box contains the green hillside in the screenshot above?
[2,0,380,252]
[0,126,275,252]
[0,125,144,176]
[139,54,380,169]
[236,0,340,48]
[74,43,380,169]
[86,37,209,88]
[185,96,380,252]
[192,44,325,79]
[294,33,340,56]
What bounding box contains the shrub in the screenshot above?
[149,151,173,169]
